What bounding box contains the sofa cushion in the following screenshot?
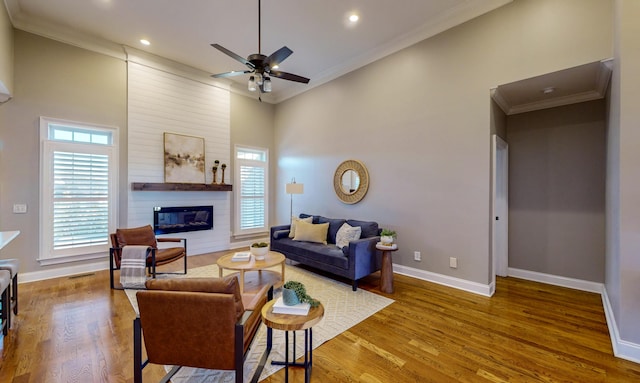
[293,221,329,244]
[317,216,346,244]
[272,229,290,240]
[273,238,349,269]
[346,219,379,238]
[289,216,313,238]
[335,222,362,249]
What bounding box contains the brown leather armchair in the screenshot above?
[133,276,272,383]
[109,225,187,289]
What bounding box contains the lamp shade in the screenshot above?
[285,183,304,194]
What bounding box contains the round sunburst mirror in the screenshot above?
[333,160,369,204]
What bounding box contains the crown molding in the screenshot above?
[252,0,514,104]
[492,59,613,115]
[6,0,512,105]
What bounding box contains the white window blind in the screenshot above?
[240,164,265,230]
[40,117,118,264]
[235,146,268,235]
[52,151,110,249]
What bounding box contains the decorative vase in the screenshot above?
[282,288,300,306]
[250,246,268,260]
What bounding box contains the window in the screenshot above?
[39,117,118,264]
[234,146,268,236]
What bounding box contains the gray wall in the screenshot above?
[507,100,606,282]
[273,0,613,285]
[0,30,274,275]
[607,0,640,346]
[230,92,276,244]
[0,30,127,273]
[0,3,12,96]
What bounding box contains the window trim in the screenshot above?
[39,117,119,265]
[233,145,269,236]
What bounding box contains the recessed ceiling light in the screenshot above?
[140,39,150,46]
[349,14,359,23]
[272,64,279,70]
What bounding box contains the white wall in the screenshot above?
[274,0,613,286]
[127,60,232,255]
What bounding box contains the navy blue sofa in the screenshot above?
[270,213,381,291]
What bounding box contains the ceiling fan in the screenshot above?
[210,0,310,97]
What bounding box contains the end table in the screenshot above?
[376,243,398,293]
[261,299,325,383]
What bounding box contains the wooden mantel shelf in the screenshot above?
[132,182,232,192]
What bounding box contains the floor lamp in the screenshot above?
[285,178,304,223]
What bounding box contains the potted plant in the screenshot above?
[380,228,396,246]
[250,242,269,260]
[282,280,320,307]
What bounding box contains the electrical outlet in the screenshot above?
[414,251,421,261]
[449,257,458,268]
[13,204,27,214]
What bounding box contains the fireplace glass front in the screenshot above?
[153,205,213,235]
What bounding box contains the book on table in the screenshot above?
[272,296,310,316]
[231,252,251,262]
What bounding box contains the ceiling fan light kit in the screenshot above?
[210,0,309,98]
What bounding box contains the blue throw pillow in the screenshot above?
[272,230,290,240]
[317,216,346,244]
[346,219,379,238]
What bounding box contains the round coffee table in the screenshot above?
[217,250,285,293]
[261,300,325,383]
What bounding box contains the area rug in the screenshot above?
[125,263,394,382]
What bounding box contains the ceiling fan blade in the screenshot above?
[270,70,310,84]
[211,70,253,79]
[211,44,254,68]
[265,46,293,68]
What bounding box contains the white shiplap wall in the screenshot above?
[127,61,231,255]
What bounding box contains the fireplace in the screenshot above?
[153,205,213,235]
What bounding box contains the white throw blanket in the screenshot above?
[120,245,151,289]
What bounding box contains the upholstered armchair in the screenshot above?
[133,276,272,383]
[109,225,187,289]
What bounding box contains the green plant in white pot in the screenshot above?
[250,242,269,260]
[380,229,396,246]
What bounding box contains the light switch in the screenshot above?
[13,204,27,214]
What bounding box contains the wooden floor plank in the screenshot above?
[1,251,639,382]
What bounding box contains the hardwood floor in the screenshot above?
[1,252,639,382]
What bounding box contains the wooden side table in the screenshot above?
[376,243,398,293]
[261,300,325,383]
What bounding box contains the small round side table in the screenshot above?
[376,243,398,293]
[261,300,325,383]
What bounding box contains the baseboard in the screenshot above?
[20,242,270,284]
[392,264,493,297]
[601,287,640,364]
[508,268,640,364]
[507,268,604,294]
[21,260,111,283]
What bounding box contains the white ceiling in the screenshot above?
[4,0,511,103]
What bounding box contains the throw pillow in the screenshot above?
[289,216,313,238]
[335,222,362,249]
[293,221,329,244]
